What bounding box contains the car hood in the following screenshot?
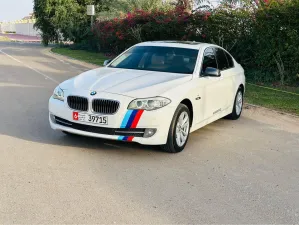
[60,67,192,98]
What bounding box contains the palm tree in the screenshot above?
[110,0,174,13]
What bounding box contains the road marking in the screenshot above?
[0,49,59,84]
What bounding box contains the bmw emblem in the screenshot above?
[90,91,97,96]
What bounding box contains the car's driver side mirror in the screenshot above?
[202,67,221,77]
[103,59,112,66]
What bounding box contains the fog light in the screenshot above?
[50,113,56,123]
[143,128,157,138]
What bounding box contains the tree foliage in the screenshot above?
[34,0,59,45]
[34,0,112,45]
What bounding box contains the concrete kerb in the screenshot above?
[43,48,99,70]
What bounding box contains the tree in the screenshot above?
[34,0,59,45]
[34,0,112,45]
[177,0,193,12]
[106,0,174,14]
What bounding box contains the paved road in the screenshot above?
[0,42,299,224]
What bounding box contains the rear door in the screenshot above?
[214,47,236,109]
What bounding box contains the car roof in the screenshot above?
[135,41,214,50]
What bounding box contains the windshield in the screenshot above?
[109,46,199,74]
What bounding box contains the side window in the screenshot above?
[215,48,229,71]
[224,51,234,68]
[201,47,217,74]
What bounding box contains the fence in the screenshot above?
[0,19,40,37]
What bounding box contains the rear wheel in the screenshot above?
[161,104,191,153]
[227,88,243,120]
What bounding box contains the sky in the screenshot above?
[0,0,33,22]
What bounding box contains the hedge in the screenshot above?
[92,0,299,85]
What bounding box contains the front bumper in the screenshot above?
[49,93,176,145]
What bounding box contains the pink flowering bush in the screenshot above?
[93,7,209,53]
[92,0,299,85]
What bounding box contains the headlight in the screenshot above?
[128,97,171,111]
[53,86,64,101]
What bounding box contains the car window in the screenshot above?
[201,47,217,75]
[224,51,234,68]
[215,48,229,70]
[109,46,199,74]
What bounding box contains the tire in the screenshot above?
[161,104,191,153]
[227,88,243,120]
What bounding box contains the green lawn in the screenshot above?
[245,83,299,115]
[51,47,299,116]
[51,47,108,66]
[0,36,10,41]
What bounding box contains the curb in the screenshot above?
[47,48,100,68]
[244,103,299,119]
[43,48,99,70]
[11,39,41,43]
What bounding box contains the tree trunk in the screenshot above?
[177,0,193,13]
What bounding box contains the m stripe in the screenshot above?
[125,110,138,128]
[120,110,134,128]
[118,136,134,142]
[131,110,144,128]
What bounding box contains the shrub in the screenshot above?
[92,0,299,85]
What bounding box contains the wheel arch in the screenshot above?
[239,83,245,93]
[180,98,194,127]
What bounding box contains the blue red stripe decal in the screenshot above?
[119,109,144,141]
[126,110,139,128]
[118,136,134,142]
[120,110,134,128]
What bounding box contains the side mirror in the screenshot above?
[202,67,221,77]
[103,59,112,66]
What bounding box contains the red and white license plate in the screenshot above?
[73,112,108,125]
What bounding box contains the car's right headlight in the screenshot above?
[53,86,64,101]
[128,97,171,111]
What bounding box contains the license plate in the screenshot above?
[73,112,108,125]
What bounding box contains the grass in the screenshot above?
[52,47,299,116]
[245,83,299,116]
[51,47,108,66]
[0,36,11,41]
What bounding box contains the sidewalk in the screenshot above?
[0,33,41,42]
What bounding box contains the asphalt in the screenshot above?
[0,42,298,224]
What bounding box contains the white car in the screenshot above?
[49,41,245,153]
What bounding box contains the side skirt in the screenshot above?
[190,106,233,133]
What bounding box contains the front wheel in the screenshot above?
[161,104,191,153]
[227,88,243,120]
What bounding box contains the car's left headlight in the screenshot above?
[128,97,171,111]
[53,86,64,101]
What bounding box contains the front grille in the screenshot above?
[54,116,145,137]
[92,99,119,114]
[67,96,88,111]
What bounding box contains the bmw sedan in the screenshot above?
[49,41,245,153]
